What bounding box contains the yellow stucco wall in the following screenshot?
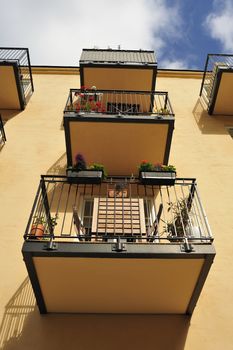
[0,69,232,349]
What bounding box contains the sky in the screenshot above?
[0,0,233,69]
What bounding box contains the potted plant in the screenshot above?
[67,154,106,184]
[30,214,58,239]
[72,86,106,113]
[89,163,107,179]
[165,198,189,241]
[30,217,46,238]
[139,161,176,185]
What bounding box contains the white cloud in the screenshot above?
[205,0,233,51]
[0,0,183,66]
[159,59,189,69]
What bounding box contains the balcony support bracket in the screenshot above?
[43,241,58,251]
[112,237,127,252]
[180,238,194,253]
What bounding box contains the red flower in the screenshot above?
[88,96,94,102]
[141,160,147,164]
[96,101,101,108]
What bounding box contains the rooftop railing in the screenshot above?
[64,89,174,118]
[24,175,213,245]
[0,47,34,103]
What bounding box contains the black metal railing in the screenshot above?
[64,89,174,118]
[200,53,233,106]
[0,114,6,146]
[0,47,34,103]
[24,175,213,244]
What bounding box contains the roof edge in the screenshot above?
[31,66,203,78]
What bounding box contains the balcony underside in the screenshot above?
[22,176,215,314]
[22,242,215,314]
[209,68,233,115]
[64,116,174,175]
[200,54,233,115]
[0,63,22,109]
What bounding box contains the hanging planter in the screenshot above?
[138,161,176,185]
[67,169,104,184]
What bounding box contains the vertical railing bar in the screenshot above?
[129,182,133,238]
[152,185,160,241]
[180,180,196,239]
[60,182,72,235]
[96,182,101,238]
[186,181,205,240]
[40,179,54,236]
[70,183,79,235]
[173,185,187,238]
[194,184,213,239]
[165,185,178,237]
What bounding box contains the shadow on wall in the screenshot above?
[46,153,67,176]
[0,278,191,350]
[0,110,22,124]
[193,98,233,135]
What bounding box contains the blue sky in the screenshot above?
[0,0,233,69]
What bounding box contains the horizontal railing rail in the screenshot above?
[24,175,213,245]
[64,89,174,117]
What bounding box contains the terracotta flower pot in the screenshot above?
[30,224,45,239]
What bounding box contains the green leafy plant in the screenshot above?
[159,108,170,115]
[161,164,176,172]
[165,197,189,238]
[138,160,154,172]
[32,216,46,225]
[139,161,176,173]
[89,163,107,179]
[32,214,58,228]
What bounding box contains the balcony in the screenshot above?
[79,48,157,91]
[0,47,34,110]
[22,175,215,315]
[64,89,174,117]
[64,89,175,174]
[200,53,233,115]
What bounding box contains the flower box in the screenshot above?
[139,171,176,185]
[67,169,103,184]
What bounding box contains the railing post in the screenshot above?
[164,93,168,109]
[199,54,210,96]
[0,114,6,143]
[70,90,73,105]
[40,177,54,236]
[26,48,34,92]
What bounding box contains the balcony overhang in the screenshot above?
[200,54,233,115]
[0,48,34,110]
[22,241,215,314]
[209,67,233,115]
[22,176,215,315]
[0,62,23,109]
[64,115,174,175]
[79,49,157,91]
